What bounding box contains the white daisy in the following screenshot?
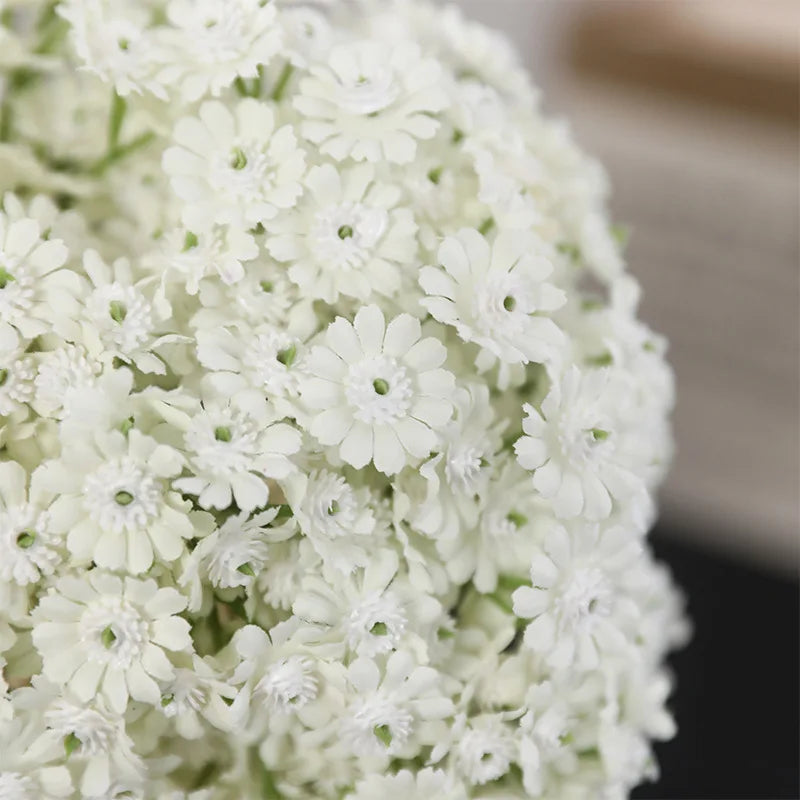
[339,652,453,759]
[512,520,642,671]
[266,162,417,302]
[514,365,650,520]
[301,305,455,475]
[420,227,566,366]
[0,210,70,346]
[171,391,301,511]
[0,461,59,588]
[158,0,283,103]
[32,572,193,714]
[38,429,195,574]
[163,98,306,230]
[295,40,448,164]
[283,468,376,573]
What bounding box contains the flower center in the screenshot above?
[257,656,318,713]
[345,356,412,425]
[556,567,612,631]
[83,457,163,533]
[309,203,388,271]
[336,66,400,115]
[80,598,147,669]
[346,591,406,656]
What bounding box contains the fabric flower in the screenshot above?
[163,98,306,229]
[295,40,448,163]
[38,429,196,574]
[302,305,455,475]
[514,365,649,520]
[420,227,566,366]
[266,163,417,302]
[32,572,193,714]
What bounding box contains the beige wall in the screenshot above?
[454,0,800,572]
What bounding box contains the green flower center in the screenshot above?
[372,378,389,396]
[114,490,134,506]
[337,225,354,240]
[214,426,232,442]
[230,147,248,170]
[109,300,127,323]
[100,626,117,649]
[16,531,35,548]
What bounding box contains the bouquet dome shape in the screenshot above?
[0,1,688,798]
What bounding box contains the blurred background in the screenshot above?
[452,1,799,797]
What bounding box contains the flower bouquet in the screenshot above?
[0,1,688,798]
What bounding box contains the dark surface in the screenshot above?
[633,528,800,800]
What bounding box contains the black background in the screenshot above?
[633,528,799,799]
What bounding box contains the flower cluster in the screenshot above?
[0,1,687,798]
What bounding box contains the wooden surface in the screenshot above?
[456,0,800,572]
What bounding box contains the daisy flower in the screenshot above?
[158,0,283,103]
[0,460,60,588]
[514,365,649,520]
[266,163,417,303]
[171,391,301,511]
[339,652,453,759]
[420,227,566,366]
[0,209,71,346]
[295,40,448,164]
[301,305,455,475]
[163,98,306,230]
[38,429,195,574]
[512,520,642,671]
[32,572,193,714]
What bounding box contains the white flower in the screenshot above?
[171,392,301,511]
[454,714,517,786]
[185,507,277,595]
[230,621,320,727]
[0,335,34,417]
[155,226,259,295]
[284,468,376,573]
[340,652,453,758]
[195,322,307,412]
[39,429,194,573]
[411,383,500,541]
[0,461,60,587]
[32,572,192,714]
[295,41,448,163]
[74,250,175,375]
[266,163,417,302]
[0,713,72,800]
[515,365,650,520]
[163,98,306,230]
[293,549,439,659]
[345,768,466,800]
[302,305,455,475]
[59,0,166,98]
[0,210,70,345]
[32,344,101,420]
[420,228,566,366]
[158,0,283,103]
[512,521,642,671]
